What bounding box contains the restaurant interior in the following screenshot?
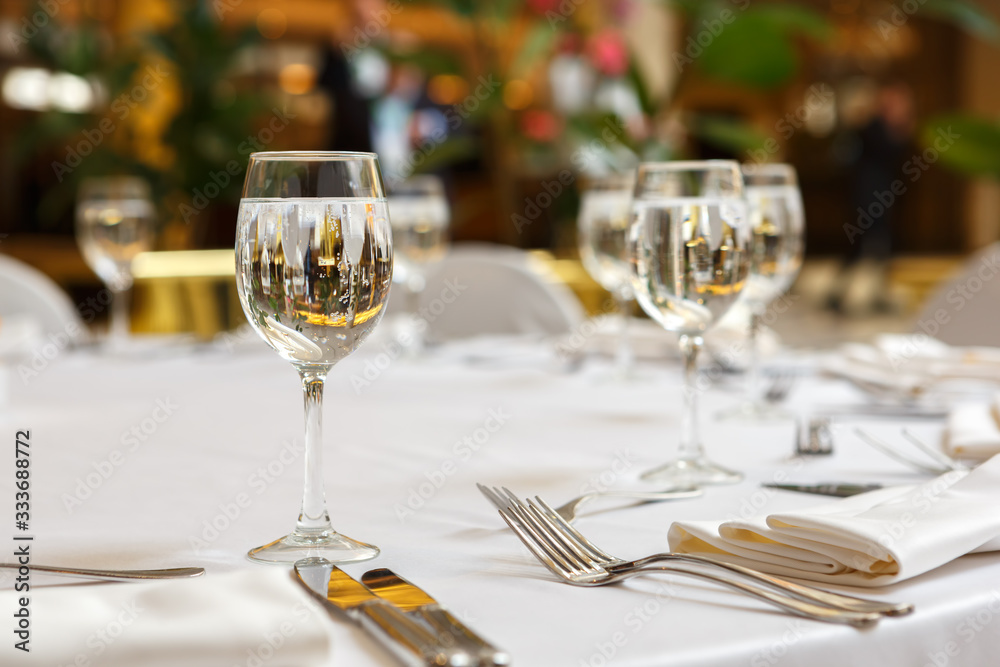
[3,0,1000,665]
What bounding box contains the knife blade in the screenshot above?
[762,482,884,497]
[293,559,473,667]
[362,568,510,667]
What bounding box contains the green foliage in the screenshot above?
[686,4,831,89]
[691,114,769,154]
[921,115,1000,178]
[922,0,999,42]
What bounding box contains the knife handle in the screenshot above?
[357,599,474,667]
[419,605,511,666]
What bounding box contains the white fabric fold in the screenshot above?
[0,568,331,667]
[945,396,1000,460]
[669,455,1000,587]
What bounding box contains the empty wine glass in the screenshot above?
[386,175,450,354]
[628,161,751,485]
[235,152,393,563]
[720,163,805,420]
[577,174,636,377]
[75,177,156,347]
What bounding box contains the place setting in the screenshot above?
[5,3,1000,666]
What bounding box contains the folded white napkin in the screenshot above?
[826,335,1000,392]
[577,316,678,360]
[946,396,1000,460]
[668,455,1000,587]
[0,568,331,667]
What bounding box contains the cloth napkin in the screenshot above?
[946,396,1000,460]
[0,568,331,667]
[668,455,1000,587]
[825,334,1000,393]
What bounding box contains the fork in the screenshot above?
[517,485,703,523]
[854,428,969,475]
[763,370,797,404]
[479,485,913,626]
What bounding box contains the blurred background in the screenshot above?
[2,0,999,346]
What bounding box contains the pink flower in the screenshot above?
[587,29,629,77]
[527,0,562,14]
[521,110,562,143]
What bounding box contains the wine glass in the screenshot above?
[577,174,636,377]
[720,163,805,420]
[628,161,751,485]
[386,175,450,353]
[75,176,156,347]
[235,152,393,563]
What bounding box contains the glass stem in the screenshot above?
[746,310,762,408]
[407,276,426,355]
[679,334,705,462]
[295,368,333,536]
[614,292,633,377]
[109,287,130,343]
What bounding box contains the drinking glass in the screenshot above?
[235,152,393,563]
[720,164,805,420]
[628,161,751,485]
[386,175,450,353]
[75,177,156,346]
[577,174,636,377]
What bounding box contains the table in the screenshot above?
[3,336,1000,666]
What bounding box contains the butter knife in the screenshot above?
[293,559,473,667]
[763,482,884,497]
[362,568,510,666]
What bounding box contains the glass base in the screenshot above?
[248,529,379,564]
[716,401,795,422]
[641,457,743,486]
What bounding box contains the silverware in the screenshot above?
[796,417,834,455]
[764,370,797,404]
[0,563,204,581]
[362,568,510,667]
[855,428,968,475]
[762,482,884,497]
[293,558,472,667]
[480,485,914,626]
[478,483,701,523]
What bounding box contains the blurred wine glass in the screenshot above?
[75,177,156,348]
[719,164,805,420]
[577,173,636,377]
[628,161,751,485]
[386,175,450,353]
[235,151,393,563]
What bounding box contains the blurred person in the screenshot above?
[826,79,915,314]
[317,0,393,152]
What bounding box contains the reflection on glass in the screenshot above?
[235,152,393,564]
[628,160,751,485]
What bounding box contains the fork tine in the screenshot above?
[497,508,575,580]
[477,483,510,512]
[499,489,600,575]
[496,493,591,576]
[523,498,601,567]
[855,428,948,475]
[532,496,616,563]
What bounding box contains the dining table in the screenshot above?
[3,329,1000,667]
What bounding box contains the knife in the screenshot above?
[293,559,473,667]
[763,482,884,497]
[362,568,510,667]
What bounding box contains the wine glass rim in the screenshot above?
[249,151,379,161]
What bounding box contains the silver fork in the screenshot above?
[522,485,702,523]
[764,370,797,404]
[854,428,969,475]
[479,485,913,626]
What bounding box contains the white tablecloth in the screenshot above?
[3,338,1000,666]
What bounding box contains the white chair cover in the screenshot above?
[417,244,585,342]
[914,242,1000,347]
[0,254,86,342]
